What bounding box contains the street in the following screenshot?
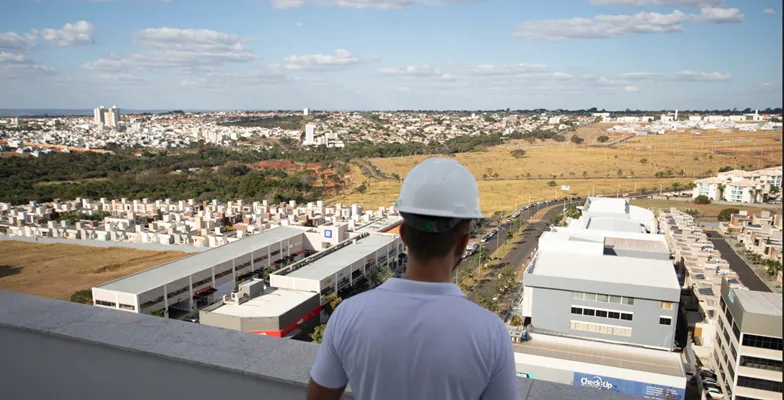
[705,230,772,292]
[461,199,581,301]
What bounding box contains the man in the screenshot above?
[307,158,518,400]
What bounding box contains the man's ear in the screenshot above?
[399,224,407,245]
[455,232,470,257]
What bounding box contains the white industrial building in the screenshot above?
[92,226,307,316]
[271,232,403,297]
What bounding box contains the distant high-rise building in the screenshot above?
[305,122,316,143]
[104,105,121,128]
[94,106,106,125]
[303,108,310,116]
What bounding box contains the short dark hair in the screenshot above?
[401,217,470,261]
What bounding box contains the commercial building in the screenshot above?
[199,279,320,339]
[713,277,782,400]
[271,232,403,298]
[522,229,680,351]
[92,226,307,316]
[513,334,686,400]
[573,197,657,234]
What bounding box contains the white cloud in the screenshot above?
[284,49,378,71]
[96,73,151,83]
[376,65,442,77]
[294,22,305,27]
[41,21,95,46]
[460,63,549,76]
[269,0,476,10]
[672,70,730,81]
[763,9,776,15]
[694,7,744,23]
[622,72,663,80]
[624,85,640,92]
[0,30,39,51]
[0,51,55,77]
[758,82,781,90]
[589,0,721,7]
[514,7,742,41]
[83,27,256,73]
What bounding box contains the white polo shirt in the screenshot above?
[310,278,518,400]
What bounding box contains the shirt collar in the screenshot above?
[378,277,466,298]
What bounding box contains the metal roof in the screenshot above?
[285,234,397,281]
[205,288,316,318]
[95,226,305,294]
[604,237,669,254]
[513,333,683,377]
[531,250,680,290]
[735,289,783,317]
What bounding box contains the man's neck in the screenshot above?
[403,258,454,283]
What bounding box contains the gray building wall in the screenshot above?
[200,292,319,336]
[721,280,782,338]
[605,248,670,261]
[525,274,680,303]
[529,286,678,350]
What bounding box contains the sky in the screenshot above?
[0,0,781,111]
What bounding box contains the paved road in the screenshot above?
[705,231,772,292]
[462,200,580,301]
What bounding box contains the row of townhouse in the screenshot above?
[659,208,739,351]
[693,166,782,204]
[1,197,402,249]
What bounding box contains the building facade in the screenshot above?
[713,278,782,400]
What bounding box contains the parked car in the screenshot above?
[704,388,723,399]
[186,315,199,323]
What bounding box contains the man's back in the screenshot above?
[310,278,518,400]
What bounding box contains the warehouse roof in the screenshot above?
[95,226,305,294]
[529,250,679,290]
[736,288,783,317]
[285,234,397,281]
[206,288,316,319]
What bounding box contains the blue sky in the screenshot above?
[1,0,781,110]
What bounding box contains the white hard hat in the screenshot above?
[395,158,482,220]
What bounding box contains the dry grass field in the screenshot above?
[629,199,768,220]
[0,241,189,300]
[330,128,782,215]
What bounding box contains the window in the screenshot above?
[742,334,783,351]
[608,311,620,319]
[597,294,609,302]
[731,322,740,341]
[609,295,622,304]
[737,376,783,393]
[621,313,633,321]
[661,301,673,310]
[571,307,583,315]
[725,308,733,326]
[570,320,631,337]
[118,303,135,311]
[95,300,116,307]
[730,342,737,361]
[659,317,672,325]
[740,356,783,372]
[583,308,595,316]
[595,310,608,318]
[622,297,634,305]
[572,292,584,300]
[720,296,726,312]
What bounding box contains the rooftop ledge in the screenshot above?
[0,290,636,400]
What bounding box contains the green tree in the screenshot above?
[570,135,584,144]
[694,195,711,205]
[510,149,526,158]
[582,171,588,179]
[617,169,623,178]
[70,289,92,304]
[505,230,514,244]
[597,136,609,143]
[547,180,557,187]
[310,324,326,344]
[324,293,343,315]
[717,208,740,222]
[640,158,648,164]
[510,315,523,326]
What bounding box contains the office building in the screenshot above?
[713,277,782,400]
[521,228,680,351]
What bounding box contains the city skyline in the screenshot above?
[1,0,782,110]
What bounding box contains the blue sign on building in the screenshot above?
[573,372,685,400]
[324,229,332,238]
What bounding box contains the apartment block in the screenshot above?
[713,277,782,400]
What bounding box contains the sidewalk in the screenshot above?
[722,235,781,292]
